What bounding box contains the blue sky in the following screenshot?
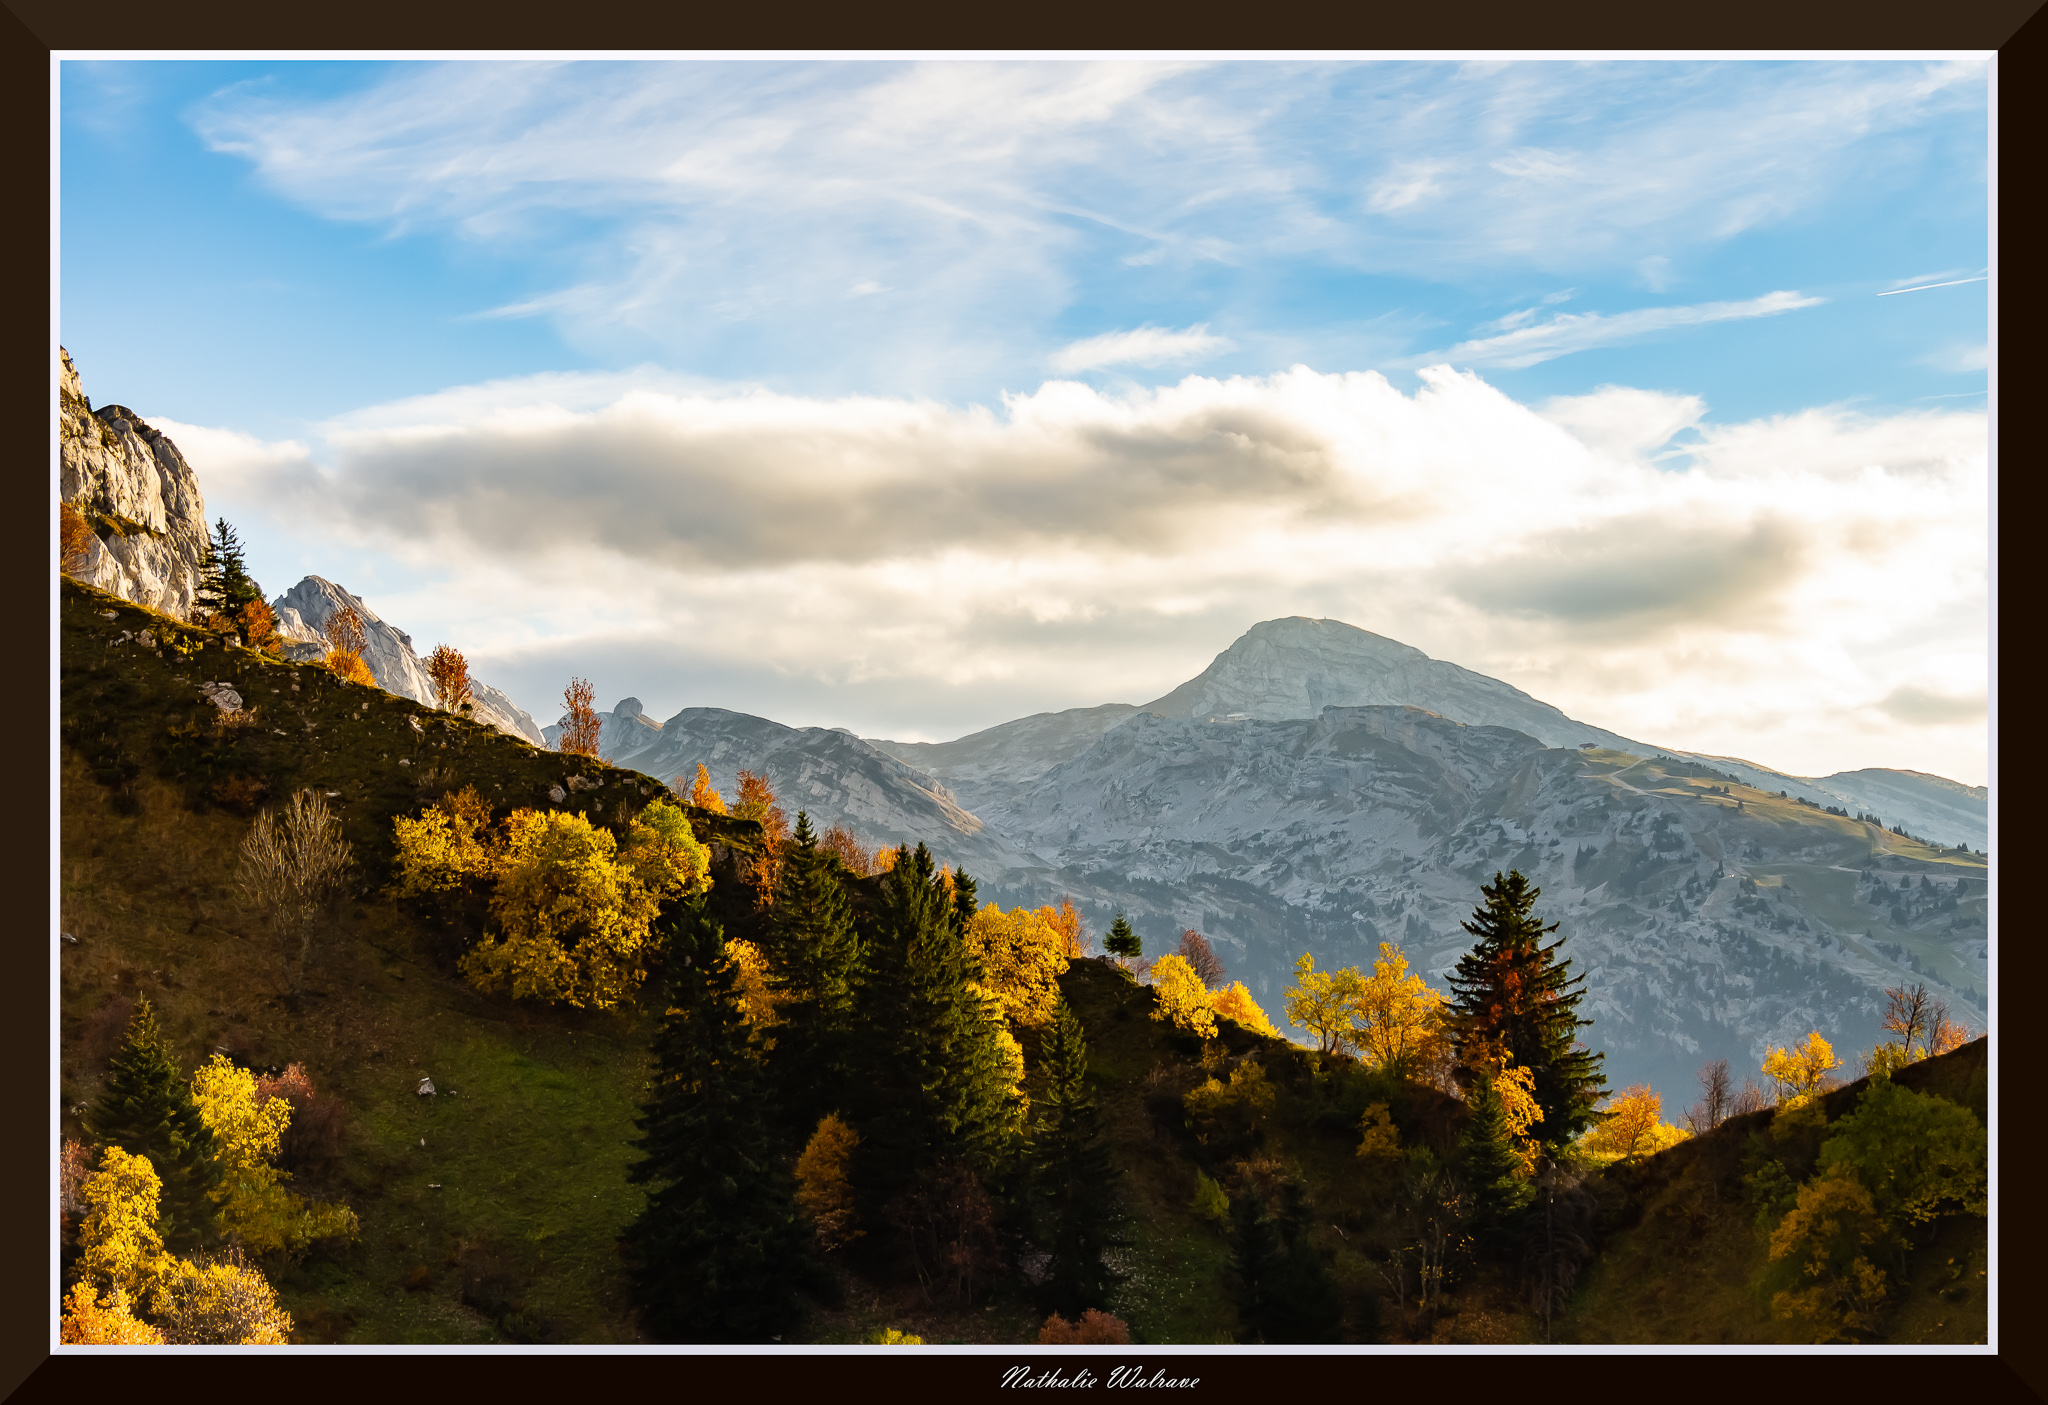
[56,59,1991,783]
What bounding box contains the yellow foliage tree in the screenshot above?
[725,938,785,1043]
[1767,1169,1890,1343]
[795,1113,863,1252]
[325,649,376,687]
[1351,943,1450,1076]
[60,501,97,577]
[1035,895,1087,959]
[965,904,1070,1030]
[1149,953,1219,1039]
[1763,1031,1842,1106]
[60,1282,165,1344]
[389,786,496,898]
[1577,1083,1690,1165]
[450,800,709,1009]
[153,1252,295,1344]
[684,763,726,814]
[189,1055,359,1257]
[75,1147,171,1306]
[1183,1051,1276,1150]
[1284,952,1365,1054]
[1207,981,1280,1037]
[1356,1102,1402,1163]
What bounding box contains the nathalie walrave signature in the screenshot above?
[1001,1366,1201,1390]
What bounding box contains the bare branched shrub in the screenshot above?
[1685,1058,1733,1135]
[237,791,355,998]
[886,1161,1001,1307]
[818,825,874,877]
[321,604,366,658]
[1176,930,1226,987]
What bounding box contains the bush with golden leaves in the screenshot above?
[1577,1083,1689,1166]
[1039,1309,1130,1344]
[190,1055,358,1258]
[965,904,1070,1030]
[60,1282,165,1344]
[1207,980,1279,1037]
[795,1113,863,1252]
[1148,953,1218,1039]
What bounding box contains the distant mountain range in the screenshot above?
[556,617,1986,1105]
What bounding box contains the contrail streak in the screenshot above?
[1878,276,1988,297]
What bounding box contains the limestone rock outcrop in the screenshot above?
[270,576,545,746]
[59,348,212,619]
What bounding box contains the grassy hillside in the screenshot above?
[58,576,1988,1346]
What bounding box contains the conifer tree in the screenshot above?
[1264,1180,1345,1342]
[1227,1187,1283,1343]
[1030,994,1123,1317]
[847,845,1019,1216]
[765,812,865,1133]
[1459,1073,1530,1254]
[84,998,220,1253]
[1104,913,1141,959]
[192,519,261,630]
[623,902,812,1343]
[1446,870,1607,1143]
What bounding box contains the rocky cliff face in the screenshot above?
[59,348,212,620]
[269,576,545,746]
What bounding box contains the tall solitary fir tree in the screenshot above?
[192,519,262,630]
[764,811,865,1136]
[1446,871,1607,1143]
[1029,994,1123,1317]
[846,844,1019,1218]
[1103,913,1141,959]
[85,997,221,1254]
[624,901,813,1343]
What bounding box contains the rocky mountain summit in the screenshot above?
[268,576,544,746]
[59,348,212,619]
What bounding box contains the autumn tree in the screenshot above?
[237,790,355,999]
[795,1113,863,1253]
[85,999,220,1253]
[1176,930,1225,986]
[1284,953,1364,1055]
[425,644,473,713]
[1577,1084,1689,1164]
[59,1282,164,1345]
[1148,953,1219,1040]
[60,501,97,577]
[1352,942,1451,1079]
[1038,896,1087,959]
[320,602,375,686]
[1183,1048,1276,1154]
[152,1249,295,1345]
[1882,982,1932,1059]
[732,769,791,905]
[75,1146,174,1304]
[846,846,1020,1214]
[559,676,602,758]
[1762,1031,1841,1106]
[1029,995,1123,1317]
[966,904,1070,1031]
[189,1055,358,1256]
[389,785,496,900]
[1446,871,1606,1144]
[458,802,709,1009]
[623,903,813,1342]
[1925,998,1972,1056]
[818,824,873,876]
[1766,1170,1890,1342]
[685,764,726,814]
[1208,982,1280,1038]
[1039,1309,1130,1344]
[1815,1080,1986,1230]
[1104,913,1141,960]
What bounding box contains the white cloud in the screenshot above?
[1918,342,1988,373]
[1437,291,1824,369]
[199,364,1986,784]
[1049,324,1235,373]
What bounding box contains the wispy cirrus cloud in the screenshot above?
[1050,324,1235,373]
[1435,291,1824,369]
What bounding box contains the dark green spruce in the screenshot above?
[763,811,865,1135]
[191,517,263,638]
[1458,1071,1531,1252]
[623,901,813,1343]
[1103,913,1141,959]
[1445,870,1608,1143]
[1029,993,1123,1316]
[845,843,1018,1216]
[85,996,221,1253]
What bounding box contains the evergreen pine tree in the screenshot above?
[84,997,220,1253]
[764,812,864,1135]
[1446,870,1608,1143]
[624,902,813,1343]
[1029,994,1123,1317]
[846,844,1019,1217]
[1262,1180,1345,1343]
[1458,1073,1530,1254]
[192,519,262,629]
[1227,1186,1283,1343]
[1103,913,1141,959]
